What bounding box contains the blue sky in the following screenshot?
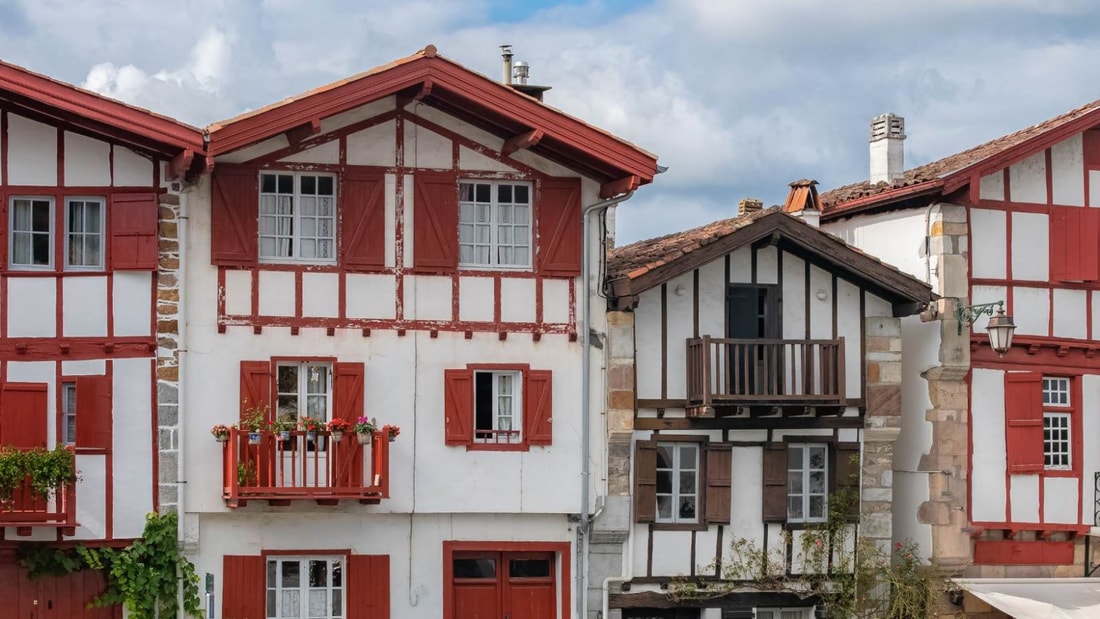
[2,0,1099,243]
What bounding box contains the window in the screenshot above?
[787,444,828,523]
[10,197,53,268]
[259,172,336,262]
[756,608,814,619]
[474,371,522,444]
[61,382,76,446]
[656,442,699,523]
[266,556,343,619]
[65,198,104,269]
[458,181,531,268]
[1043,377,1071,470]
[276,363,332,447]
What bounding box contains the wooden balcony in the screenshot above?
[0,478,77,536]
[222,429,390,507]
[686,337,846,412]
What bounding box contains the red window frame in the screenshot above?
[443,363,553,451]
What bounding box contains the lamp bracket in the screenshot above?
[956,300,1004,335]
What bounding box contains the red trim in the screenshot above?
[442,540,570,619]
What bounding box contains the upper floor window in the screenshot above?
[634,438,732,528]
[65,198,104,269]
[260,172,336,263]
[474,370,522,445]
[761,441,859,525]
[276,362,332,425]
[787,444,828,523]
[458,181,531,269]
[61,382,77,446]
[1005,372,1076,474]
[656,442,699,524]
[266,556,344,619]
[1043,376,1071,470]
[444,366,552,450]
[10,197,53,268]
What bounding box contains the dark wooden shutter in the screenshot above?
[537,177,582,276]
[342,170,386,271]
[334,362,366,487]
[705,443,732,524]
[1005,372,1044,473]
[348,554,390,619]
[109,193,158,270]
[412,171,457,273]
[524,370,553,446]
[0,383,47,449]
[634,440,657,523]
[211,165,259,266]
[75,375,112,451]
[834,442,861,522]
[443,369,473,446]
[222,555,265,619]
[762,443,788,523]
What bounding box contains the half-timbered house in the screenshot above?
[179,46,658,619]
[0,60,205,613]
[822,106,1100,616]
[598,189,932,619]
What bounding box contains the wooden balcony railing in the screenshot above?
[686,337,845,408]
[0,477,77,535]
[222,429,390,507]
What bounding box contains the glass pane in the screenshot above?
[656,470,672,494]
[657,495,672,519]
[278,174,293,194]
[307,395,327,417]
[301,175,316,195]
[32,202,50,232]
[475,184,490,202]
[308,366,329,392]
[515,206,529,224]
[332,590,342,617]
[86,202,101,232]
[477,203,490,223]
[788,447,803,469]
[85,235,101,266]
[267,561,277,587]
[679,495,696,519]
[809,495,826,519]
[266,590,276,617]
[278,365,299,393]
[282,590,300,615]
[301,196,317,216]
[262,174,277,193]
[301,219,317,236]
[679,471,696,494]
[497,184,512,202]
[679,446,697,470]
[788,472,803,493]
[809,449,825,470]
[69,203,84,232]
[515,185,529,203]
[319,198,333,217]
[319,176,334,195]
[309,560,328,587]
[788,497,803,520]
[809,472,825,493]
[656,445,672,469]
[459,183,474,201]
[331,560,341,587]
[308,589,327,618]
[453,558,496,578]
[281,561,300,587]
[509,559,551,578]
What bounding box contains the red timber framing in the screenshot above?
[211,109,584,338]
[442,541,570,619]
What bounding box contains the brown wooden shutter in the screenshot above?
[412,171,457,273]
[761,443,788,523]
[834,442,861,522]
[211,165,259,266]
[109,193,159,270]
[1005,372,1044,473]
[537,177,582,276]
[334,362,366,487]
[0,383,47,449]
[75,375,112,451]
[524,370,553,445]
[443,369,473,446]
[222,555,265,619]
[348,554,390,619]
[704,443,732,524]
[342,170,386,271]
[634,439,657,523]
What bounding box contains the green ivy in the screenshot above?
[0,445,78,500]
[16,543,85,579]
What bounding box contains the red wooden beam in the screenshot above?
[501,128,543,157]
[165,149,194,182]
[285,119,321,147]
[600,175,640,199]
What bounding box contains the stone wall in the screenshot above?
[862,317,902,554]
[156,190,182,514]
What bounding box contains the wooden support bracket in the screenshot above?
[501,129,543,157]
[599,175,640,199]
[285,119,322,147]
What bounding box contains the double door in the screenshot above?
[452,551,555,619]
[0,561,119,619]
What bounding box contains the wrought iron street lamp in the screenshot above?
[956,300,1016,356]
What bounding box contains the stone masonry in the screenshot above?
[862,316,903,555]
[156,189,182,514]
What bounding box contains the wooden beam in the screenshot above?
[634,415,864,430]
[284,119,321,147]
[165,149,194,182]
[397,78,434,109]
[600,174,640,199]
[501,128,543,157]
[185,156,215,183]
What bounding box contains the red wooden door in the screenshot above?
[451,552,555,619]
[0,561,120,619]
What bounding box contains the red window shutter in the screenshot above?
[762,443,788,522]
[704,443,732,524]
[240,361,273,419]
[222,555,265,619]
[334,362,366,487]
[342,170,386,271]
[443,369,472,446]
[110,193,159,270]
[634,440,657,523]
[75,375,112,451]
[1005,372,1044,473]
[211,165,259,266]
[0,383,47,449]
[524,370,553,446]
[349,554,390,619]
[1085,129,1100,167]
[1050,208,1070,282]
[834,442,861,522]
[537,177,582,276]
[412,172,458,273]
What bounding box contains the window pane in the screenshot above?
[680,446,697,469]
[788,446,803,469]
[267,560,277,587]
[278,174,294,194]
[656,470,672,494]
[308,589,327,618]
[657,495,672,519]
[679,471,696,494]
[809,471,825,493]
[32,202,50,232]
[509,559,551,578]
[515,185,529,203]
[679,496,696,519]
[788,497,803,520]
[453,558,496,579]
[788,472,803,493]
[301,175,316,195]
[318,176,334,195]
[282,561,300,587]
[475,184,491,202]
[278,366,299,393]
[331,560,341,587]
[809,495,826,519]
[262,174,276,193]
[266,590,276,617]
[309,560,328,587]
[332,590,342,617]
[656,445,672,469]
[497,184,512,202]
[282,590,300,615]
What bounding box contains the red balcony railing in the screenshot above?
[222,429,390,507]
[0,477,77,535]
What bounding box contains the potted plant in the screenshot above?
[354,416,377,445]
[240,400,269,445]
[210,424,231,443]
[300,416,325,440]
[382,424,401,443]
[327,418,352,443]
[274,414,296,441]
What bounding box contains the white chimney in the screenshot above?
[869,113,905,184]
[512,61,530,85]
[500,45,513,85]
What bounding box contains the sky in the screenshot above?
[2,0,1099,244]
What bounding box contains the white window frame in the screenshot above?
[266,555,344,619]
[655,441,700,524]
[9,196,55,270]
[259,171,338,264]
[276,362,333,425]
[755,607,815,619]
[473,370,523,444]
[61,381,76,446]
[1042,376,1072,470]
[64,197,105,270]
[458,180,532,270]
[788,443,829,524]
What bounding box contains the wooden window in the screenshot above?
[444,367,552,449]
[277,362,333,424]
[259,172,337,263]
[1005,372,1044,473]
[1042,376,1072,470]
[1050,207,1100,283]
[224,554,388,619]
[634,437,731,526]
[656,441,699,523]
[761,441,859,524]
[9,197,53,269]
[458,180,532,269]
[60,382,76,446]
[266,556,344,618]
[787,444,828,523]
[64,198,104,269]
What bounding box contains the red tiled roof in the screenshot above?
[821,97,1100,214]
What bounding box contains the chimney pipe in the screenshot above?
[869,113,905,184]
[738,198,763,216]
[501,45,513,85]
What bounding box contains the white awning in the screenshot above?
[955,578,1100,619]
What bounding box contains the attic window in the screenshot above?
[458,181,531,269]
[259,172,336,263]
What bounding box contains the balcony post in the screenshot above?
[836,337,846,399]
[701,336,712,408]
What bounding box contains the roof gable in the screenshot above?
[206,45,658,194]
